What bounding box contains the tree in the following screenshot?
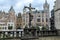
[50,26,56,30]
[25,26,28,29]
[36,26,40,30]
[0,27,1,29]
[31,26,35,29]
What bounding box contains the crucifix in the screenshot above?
[24,3,35,28]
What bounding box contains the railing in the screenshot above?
[37,30,60,37]
[0,30,24,39]
[0,29,60,40]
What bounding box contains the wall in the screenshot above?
[38,36,60,40]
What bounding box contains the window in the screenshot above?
[59,13,60,20]
[42,13,44,17]
[42,18,44,22]
[2,27,4,29]
[11,24,13,26]
[46,18,48,22]
[5,16,7,18]
[9,20,13,22]
[5,27,6,29]
[42,24,44,27]
[38,15,40,17]
[37,19,40,22]
[46,24,48,27]
[36,23,41,26]
[8,26,13,30]
[8,24,10,26]
[0,27,1,29]
[26,16,28,18]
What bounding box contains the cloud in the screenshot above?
[15,2,22,9]
[0,0,55,14]
[47,0,55,11]
[24,0,33,3]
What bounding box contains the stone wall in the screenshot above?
[0,39,21,40]
[38,36,60,40]
[0,36,60,40]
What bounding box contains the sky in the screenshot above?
[0,0,55,14]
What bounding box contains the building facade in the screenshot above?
[22,0,50,28]
[0,6,16,31]
[54,0,60,29]
[16,13,23,29]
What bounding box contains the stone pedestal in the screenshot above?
[21,28,39,40]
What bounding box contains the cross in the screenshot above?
[24,3,35,28]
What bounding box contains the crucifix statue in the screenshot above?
[24,3,35,28]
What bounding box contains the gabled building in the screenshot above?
[0,6,16,31]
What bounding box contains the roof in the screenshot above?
[9,6,15,13]
[26,10,44,14]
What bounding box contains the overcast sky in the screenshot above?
[0,0,55,14]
